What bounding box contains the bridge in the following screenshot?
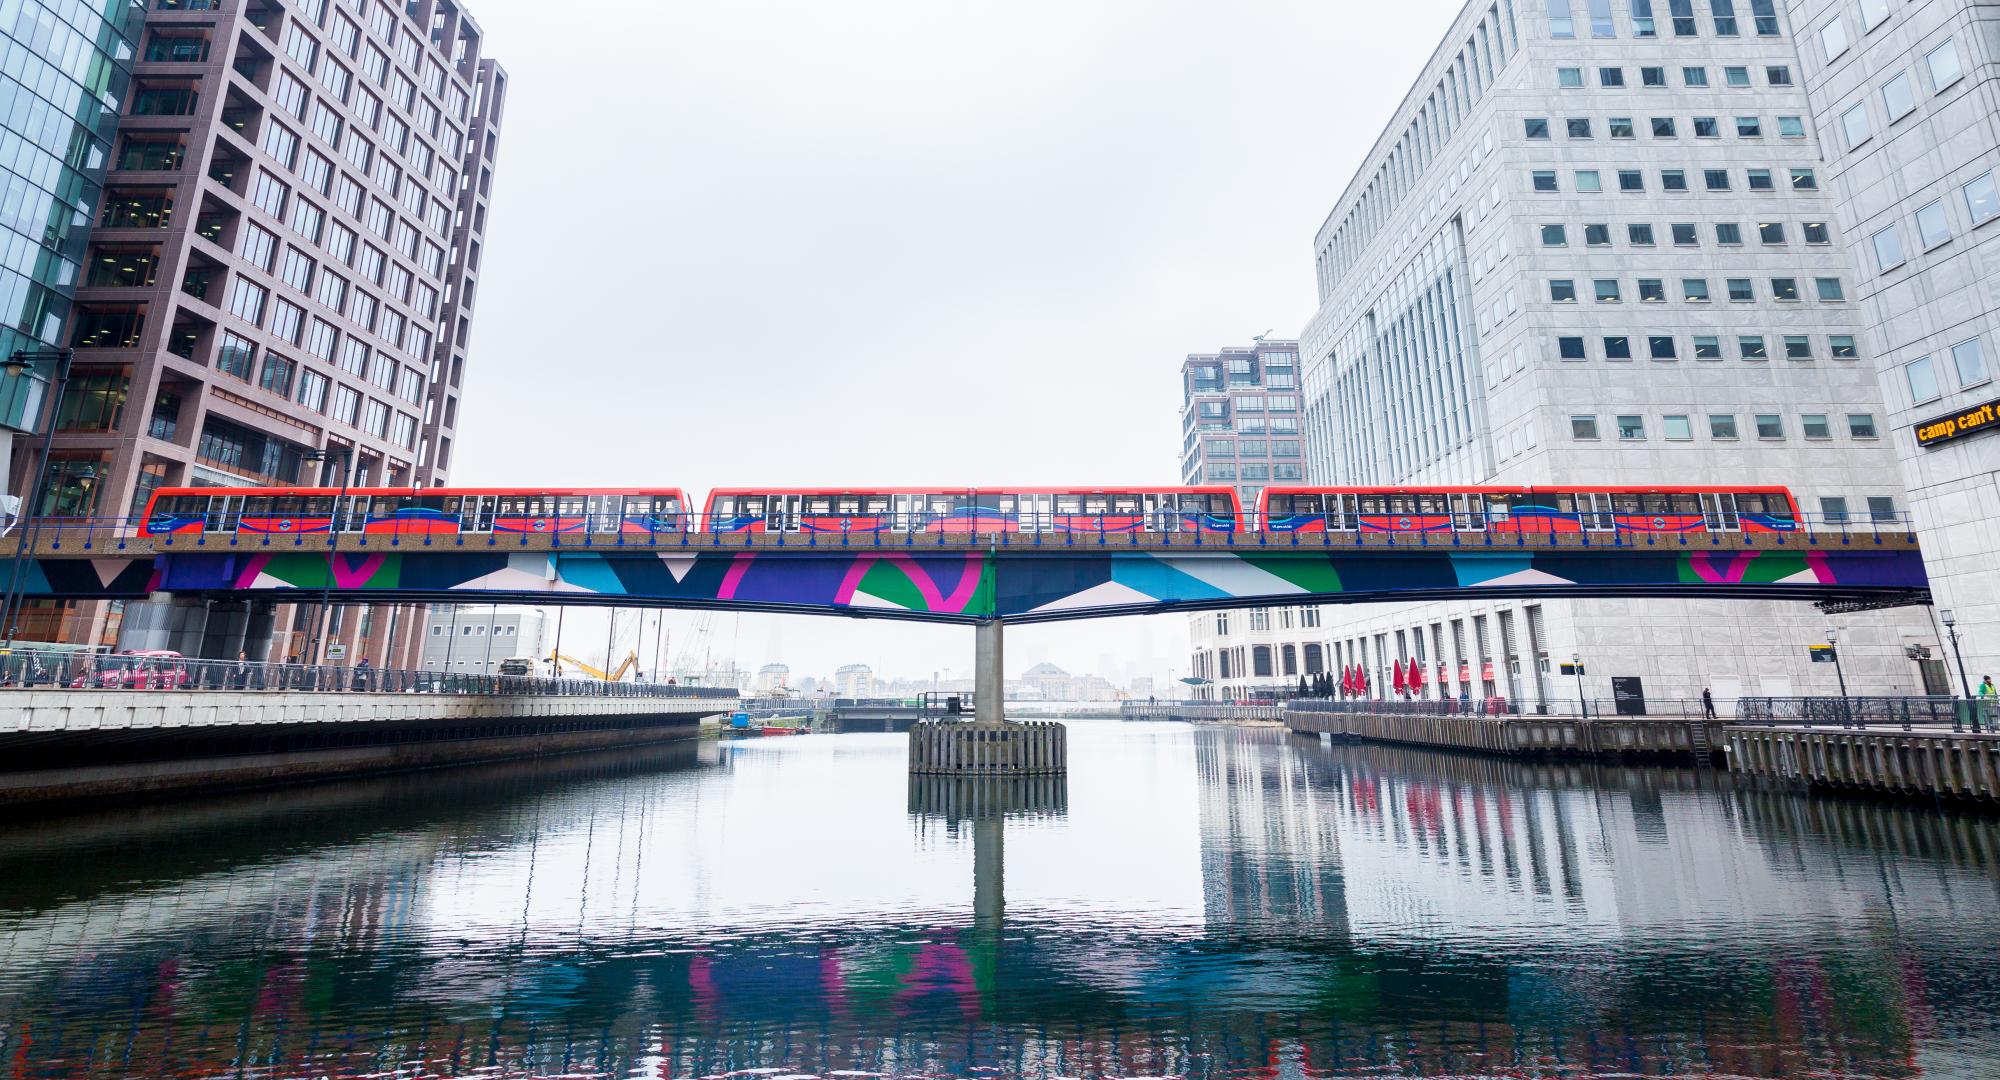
[0,523,1932,624]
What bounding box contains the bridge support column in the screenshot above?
[115,594,211,655]
[975,618,1004,725]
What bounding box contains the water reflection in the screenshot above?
[0,723,1996,1078]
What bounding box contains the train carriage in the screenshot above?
[140,487,693,538]
[702,487,1243,536]
[1260,485,1800,536]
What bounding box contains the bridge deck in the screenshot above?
[6,525,1922,558]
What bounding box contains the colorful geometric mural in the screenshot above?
[32,545,1918,623]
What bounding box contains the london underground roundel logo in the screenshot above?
[533,519,549,531]
[1396,517,1414,530]
[278,520,294,531]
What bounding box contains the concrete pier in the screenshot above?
[1728,725,2000,805]
[907,620,1068,776]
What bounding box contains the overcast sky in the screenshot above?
[447,0,1463,685]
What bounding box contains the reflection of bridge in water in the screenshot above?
[0,730,1990,1078]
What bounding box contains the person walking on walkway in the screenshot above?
[1702,687,1717,720]
[1980,676,1997,730]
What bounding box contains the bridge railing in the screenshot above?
[1287,696,1727,719]
[1,509,1921,554]
[0,648,738,699]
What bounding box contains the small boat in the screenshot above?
[759,725,807,736]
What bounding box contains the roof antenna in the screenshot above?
[1252,329,1273,343]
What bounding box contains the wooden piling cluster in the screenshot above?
[908,720,1067,775]
[1727,726,2000,804]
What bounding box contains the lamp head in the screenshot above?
[1942,608,1956,628]
[0,353,34,375]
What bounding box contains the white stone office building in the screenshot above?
[1786,0,2000,685]
[419,606,544,674]
[1186,605,1332,701]
[1297,0,1941,712]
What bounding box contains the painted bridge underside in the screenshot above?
[17,546,1931,624]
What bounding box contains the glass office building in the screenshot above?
[0,0,143,440]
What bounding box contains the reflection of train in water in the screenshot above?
[137,484,1806,538]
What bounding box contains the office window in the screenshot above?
[1746,168,1773,190]
[1804,221,1831,244]
[1740,335,1768,359]
[1705,169,1730,191]
[1661,169,1687,191]
[1609,117,1636,138]
[1767,66,1792,86]
[1727,278,1753,301]
[1815,278,1844,301]
[1841,104,1870,147]
[1905,355,1940,402]
[1631,0,1657,35]
[1533,170,1559,191]
[1755,413,1783,439]
[1601,66,1626,86]
[1859,0,1889,29]
[1964,173,1999,225]
[1576,170,1603,192]
[1915,200,1951,248]
[1550,279,1578,303]
[1830,335,1859,359]
[1629,223,1655,245]
[1671,223,1698,245]
[1757,221,1784,244]
[1868,497,1898,524]
[1821,497,1849,524]
[1683,278,1710,302]
[1927,40,1962,91]
[1541,223,1567,246]
[1819,17,1848,60]
[1548,0,1575,37]
[1736,116,1762,137]
[1800,413,1830,439]
[1952,338,1990,386]
[1596,279,1621,302]
[1617,414,1646,439]
[1710,414,1737,438]
[1716,222,1742,244]
[1558,336,1587,359]
[1639,278,1666,302]
[1882,72,1915,119]
[1652,117,1677,137]
[1771,278,1798,301]
[1557,67,1584,87]
[1725,66,1750,87]
[1640,65,1664,86]
[1619,169,1645,191]
[1571,415,1599,439]
[1589,0,1615,36]
[1784,335,1812,360]
[1525,117,1551,139]
[1648,335,1677,360]
[1694,116,1719,137]
[1693,335,1722,359]
[1684,66,1709,86]
[1663,414,1692,440]
[1871,226,1905,271]
[1567,117,1593,138]
[1790,168,1817,191]
[1847,413,1877,438]
[1603,336,1633,359]
[1584,223,1611,246]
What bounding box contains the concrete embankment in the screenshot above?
[0,691,734,806]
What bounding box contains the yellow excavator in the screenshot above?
[549,650,639,682]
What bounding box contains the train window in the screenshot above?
[556,496,586,516]
[1417,494,1449,515]
[1550,493,1577,514]
[928,496,952,515]
[1268,495,1292,515]
[1082,495,1110,515]
[1055,495,1083,516]
[1484,494,1511,520]
[1612,494,1643,514]
[1641,493,1672,514]
[805,497,833,515]
[1111,495,1139,515]
[996,495,1017,513]
[740,499,764,518]
[1385,494,1414,515]
[864,496,889,515]
[161,495,202,516]
[1735,493,1769,514]
[833,497,860,515]
[1358,495,1387,515]
[1670,493,1701,514]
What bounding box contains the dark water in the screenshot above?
[2,722,1999,1079]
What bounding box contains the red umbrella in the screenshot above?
[1409,657,1425,694]
[1342,666,1355,696]
[1392,662,1407,696]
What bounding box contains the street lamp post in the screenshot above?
[1941,608,1977,732]
[302,446,353,666]
[0,348,78,650]
[1571,653,1587,719]
[1826,627,1852,726]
